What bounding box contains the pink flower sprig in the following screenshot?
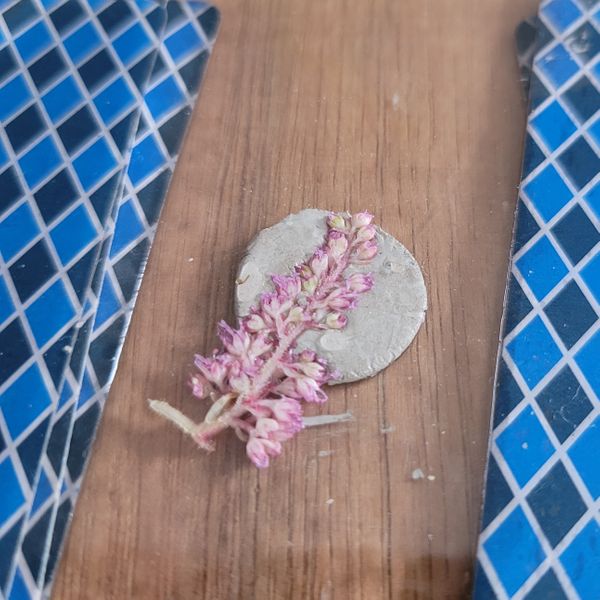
[149,212,378,467]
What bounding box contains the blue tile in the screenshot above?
[566,22,600,64]
[50,0,85,35]
[481,455,513,529]
[135,168,170,227]
[0,138,7,168]
[0,201,40,261]
[496,406,555,486]
[544,280,598,349]
[78,48,117,93]
[560,520,600,598]
[493,357,525,427]
[503,274,533,335]
[127,134,166,185]
[34,169,79,224]
[0,168,21,217]
[198,5,219,41]
[164,22,204,63]
[14,20,53,64]
[527,461,587,547]
[42,75,84,123]
[0,457,25,525]
[78,368,95,407]
[6,104,45,154]
[581,252,600,303]
[531,101,577,152]
[18,135,62,188]
[158,106,191,154]
[537,43,580,89]
[50,204,97,265]
[31,468,53,515]
[0,318,31,386]
[95,275,121,327]
[93,76,135,125]
[507,317,563,389]
[58,378,72,409]
[541,0,582,32]
[516,236,568,301]
[589,115,600,147]
[524,164,572,222]
[9,239,58,302]
[135,0,155,10]
[98,0,134,36]
[145,75,185,120]
[165,1,185,31]
[57,106,99,155]
[524,569,568,600]
[0,275,13,324]
[552,203,600,265]
[536,366,593,443]
[113,22,151,65]
[529,72,551,111]
[473,562,495,599]
[9,567,30,600]
[484,506,546,596]
[568,415,600,499]
[584,178,600,219]
[29,47,68,92]
[0,74,32,120]
[63,20,102,65]
[3,0,39,34]
[109,199,145,257]
[558,137,600,190]
[0,517,23,591]
[25,279,76,347]
[88,0,110,10]
[0,363,52,439]
[72,137,118,190]
[562,76,600,124]
[16,414,49,484]
[575,328,600,391]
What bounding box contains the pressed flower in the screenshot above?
[150,211,378,467]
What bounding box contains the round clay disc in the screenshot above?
[234,209,427,383]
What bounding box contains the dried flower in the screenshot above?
[150,212,379,467]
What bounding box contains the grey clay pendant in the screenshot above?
[235,209,427,383]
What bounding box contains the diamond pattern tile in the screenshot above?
[476,1,600,598]
[0,1,218,598]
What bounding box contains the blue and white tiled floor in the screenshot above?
[0,1,218,598]
[475,1,600,598]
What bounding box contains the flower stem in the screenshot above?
[148,400,197,436]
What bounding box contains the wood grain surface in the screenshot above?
[54,0,539,598]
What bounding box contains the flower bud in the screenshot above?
[347,273,374,293]
[353,240,378,263]
[189,375,206,398]
[325,312,348,329]
[298,264,313,279]
[310,250,328,277]
[246,437,270,468]
[355,224,376,243]
[244,313,267,332]
[351,212,373,228]
[272,275,301,297]
[327,213,348,231]
[286,306,304,322]
[298,349,317,362]
[327,231,349,258]
[302,277,318,294]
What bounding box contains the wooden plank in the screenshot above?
[54,0,539,597]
